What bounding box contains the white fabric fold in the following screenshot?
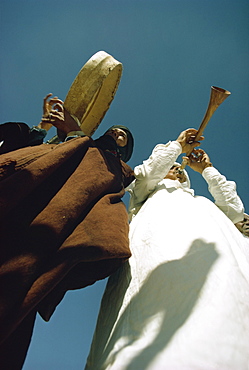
[85,143,248,370]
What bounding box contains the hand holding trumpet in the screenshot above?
[179,86,231,170]
[176,128,204,154]
[183,148,213,174]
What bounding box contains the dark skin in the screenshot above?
[164,128,204,182]
[183,148,213,174]
[165,165,187,183]
[40,94,80,135]
[105,128,127,147]
[235,214,249,237]
[176,128,204,154]
[37,93,64,132]
[40,93,129,146]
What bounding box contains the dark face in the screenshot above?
[164,165,187,183]
[105,128,128,147]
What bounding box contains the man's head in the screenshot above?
[105,125,134,162]
[105,127,128,147]
[165,164,187,183]
[164,163,191,189]
[235,213,249,237]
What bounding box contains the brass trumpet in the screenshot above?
[180,86,231,170]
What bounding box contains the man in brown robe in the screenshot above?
[0,109,134,369]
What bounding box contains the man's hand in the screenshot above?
[42,102,82,135]
[38,93,64,131]
[183,148,212,173]
[42,93,64,117]
[176,128,204,154]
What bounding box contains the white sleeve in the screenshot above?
[202,166,244,224]
[127,141,182,215]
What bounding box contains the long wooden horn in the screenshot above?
[180,86,231,169]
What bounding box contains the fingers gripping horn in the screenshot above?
[180,86,231,170]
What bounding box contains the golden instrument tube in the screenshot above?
[180,86,231,170]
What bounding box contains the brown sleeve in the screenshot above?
[121,161,135,188]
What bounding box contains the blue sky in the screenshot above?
[0,1,248,369]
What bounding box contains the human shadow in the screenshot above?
[101,240,219,369]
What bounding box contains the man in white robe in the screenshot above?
[85,128,249,370]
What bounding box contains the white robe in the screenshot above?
[85,141,249,370]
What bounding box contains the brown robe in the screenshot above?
[0,136,134,367]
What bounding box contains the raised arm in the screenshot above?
[184,148,244,223]
[128,128,202,217]
[40,96,84,140]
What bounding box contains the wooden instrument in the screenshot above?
[47,51,123,143]
[180,86,231,169]
[64,51,123,136]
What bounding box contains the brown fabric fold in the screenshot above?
[0,136,134,345]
